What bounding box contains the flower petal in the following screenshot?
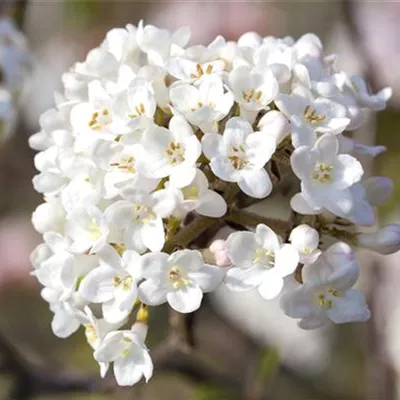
[166,284,203,313]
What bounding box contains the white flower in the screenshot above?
[338,135,387,158]
[105,190,175,252]
[138,250,224,313]
[83,306,123,377]
[357,225,400,255]
[289,224,321,264]
[291,176,392,227]
[224,224,299,299]
[276,88,350,147]
[70,80,118,150]
[66,206,109,254]
[112,77,156,140]
[350,75,392,111]
[136,20,190,65]
[290,134,363,217]
[280,242,370,329]
[169,168,227,218]
[91,139,158,199]
[137,115,201,187]
[94,323,153,386]
[169,75,234,132]
[32,198,66,234]
[229,65,278,122]
[80,245,143,323]
[202,117,276,198]
[29,108,72,151]
[167,58,225,83]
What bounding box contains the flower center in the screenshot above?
[88,108,112,131]
[88,218,102,241]
[312,162,334,183]
[85,324,98,346]
[133,204,156,224]
[189,63,213,80]
[303,105,325,124]
[168,266,189,289]
[229,145,248,170]
[242,88,263,103]
[121,336,132,358]
[317,288,342,309]
[253,248,275,268]
[182,185,199,200]
[113,275,133,291]
[166,141,185,165]
[129,102,146,119]
[109,156,136,173]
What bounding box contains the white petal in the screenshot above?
[238,168,272,198]
[142,218,165,252]
[327,289,370,324]
[196,190,227,217]
[225,231,257,267]
[258,273,284,300]
[52,311,80,339]
[298,314,329,330]
[140,252,169,279]
[224,266,264,292]
[255,224,280,251]
[290,193,321,215]
[114,354,145,386]
[168,249,204,272]
[275,244,299,276]
[188,264,225,292]
[280,284,317,319]
[102,297,131,324]
[138,279,167,305]
[79,266,116,303]
[210,156,240,182]
[166,284,203,313]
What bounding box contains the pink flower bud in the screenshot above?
[209,239,231,266]
[357,224,400,254]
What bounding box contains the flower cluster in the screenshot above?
[0,17,31,140]
[30,21,398,386]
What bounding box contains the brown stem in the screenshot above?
[225,208,291,235]
[0,331,115,400]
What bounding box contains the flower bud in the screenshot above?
[209,239,231,266]
[357,224,400,254]
[32,200,65,234]
[136,304,149,324]
[258,110,290,145]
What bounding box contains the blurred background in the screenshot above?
[0,0,399,399]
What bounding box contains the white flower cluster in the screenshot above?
[30,21,398,386]
[0,17,31,140]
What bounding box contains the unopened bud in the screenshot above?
[136,304,149,324]
[209,239,231,266]
[357,224,400,255]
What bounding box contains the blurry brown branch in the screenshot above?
[0,331,116,400]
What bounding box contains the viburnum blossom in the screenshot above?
[29,21,398,387]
